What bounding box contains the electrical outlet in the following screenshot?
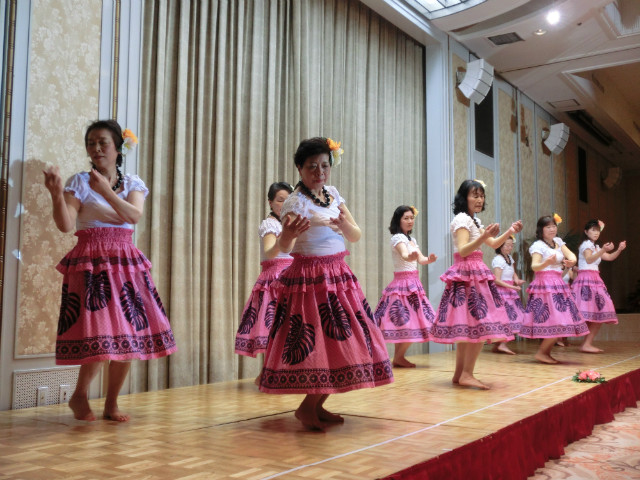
[59,384,71,403]
[36,386,49,406]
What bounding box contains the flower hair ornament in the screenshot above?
[121,129,138,156]
[410,206,419,216]
[553,213,563,225]
[473,179,487,189]
[598,220,605,232]
[326,138,344,166]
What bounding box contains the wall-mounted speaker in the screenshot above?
[542,123,570,154]
[456,59,494,105]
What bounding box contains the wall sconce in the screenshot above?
[541,123,570,154]
[456,59,494,104]
[601,167,622,189]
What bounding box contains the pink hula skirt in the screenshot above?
[259,251,394,394]
[235,257,293,357]
[55,228,177,365]
[431,251,515,343]
[375,271,434,343]
[520,271,589,338]
[495,281,526,334]
[572,270,618,324]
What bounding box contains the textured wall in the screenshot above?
[519,104,536,240]
[452,53,469,190]
[16,0,102,356]
[498,89,517,226]
[536,116,552,218]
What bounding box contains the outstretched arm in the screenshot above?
[602,241,626,261]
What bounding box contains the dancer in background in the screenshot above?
[259,137,393,430]
[431,179,522,389]
[490,235,525,354]
[43,120,176,422]
[519,214,589,363]
[375,205,437,368]
[573,219,626,353]
[235,183,303,372]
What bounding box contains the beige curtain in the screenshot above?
[134,0,426,391]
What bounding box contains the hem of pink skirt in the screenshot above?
[431,335,515,344]
[234,349,264,358]
[382,337,430,344]
[258,378,394,395]
[55,347,177,365]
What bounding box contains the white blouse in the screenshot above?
[258,217,292,261]
[450,213,484,253]
[491,254,515,282]
[529,237,566,272]
[281,185,346,256]
[390,234,419,272]
[578,240,601,271]
[64,172,148,230]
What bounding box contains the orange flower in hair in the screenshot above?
[553,213,562,225]
[121,128,138,156]
[598,220,605,232]
[410,206,419,216]
[326,138,344,166]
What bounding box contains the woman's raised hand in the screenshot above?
[282,214,310,238]
[88,168,113,196]
[43,165,64,197]
[482,223,500,239]
[602,242,615,252]
[510,220,523,234]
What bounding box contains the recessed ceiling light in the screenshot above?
[546,10,560,25]
[534,29,547,35]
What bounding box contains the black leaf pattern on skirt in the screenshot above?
[504,302,517,322]
[319,293,353,341]
[119,281,149,331]
[566,298,580,323]
[528,297,550,324]
[238,304,258,334]
[488,282,504,307]
[581,285,592,301]
[467,286,488,320]
[84,271,111,312]
[515,298,526,312]
[270,298,288,339]
[264,299,277,329]
[552,293,568,312]
[450,282,466,308]
[362,298,375,323]
[595,293,606,311]
[437,286,451,322]
[356,310,373,356]
[58,283,81,336]
[142,271,167,316]
[374,297,389,326]
[422,299,435,321]
[408,293,421,312]
[389,299,410,326]
[282,314,315,365]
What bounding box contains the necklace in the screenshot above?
[296,181,330,208]
[501,253,512,266]
[111,167,123,192]
[543,239,556,250]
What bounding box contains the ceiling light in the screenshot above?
[534,29,547,35]
[546,10,560,25]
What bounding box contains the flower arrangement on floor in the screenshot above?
[572,370,606,384]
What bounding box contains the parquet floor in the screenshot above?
[1,340,639,480]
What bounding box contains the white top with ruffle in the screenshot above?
[491,254,515,281]
[64,172,148,230]
[450,213,484,253]
[390,234,419,272]
[529,237,566,272]
[258,217,292,261]
[578,240,601,271]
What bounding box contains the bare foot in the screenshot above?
[392,358,416,368]
[295,408,325,431]
[103,407,130,422]
[492,343,516,355]
[534,352,559,364]
[555,341,565,347]
[254,374,261,386]
[457,373,490,390]
[69,395,96,421]
[580,346,604,353]
[317,406,344,423]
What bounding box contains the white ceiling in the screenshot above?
[430,0,640,171]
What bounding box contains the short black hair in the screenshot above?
[389,206,414,235]
[267,182,293,201]
[581,219,600,241]
[85,119,124,167]
[452,179,487,215]
[535,215,556,240]
[293,137,331,168]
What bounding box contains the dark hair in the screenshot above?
[294,137,331,168]
[389,206,414,235]
[535,215,556,240]
[494,236,514,255]
[85,120,124,167]
[267,182,293,201]
[452,179,487,215]
[581,219,600,241]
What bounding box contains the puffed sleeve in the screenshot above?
[492,255,507,270]
[326,185,344,206]
[125,174,149,198]
[554,237,566,247]
[450,213,473,234]
[258,217,281,238]
[281,191,309,218]
[529,240,546,256]
[63,172,88,201]
[390,234,408,248]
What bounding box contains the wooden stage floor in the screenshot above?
[1,340,639,480]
